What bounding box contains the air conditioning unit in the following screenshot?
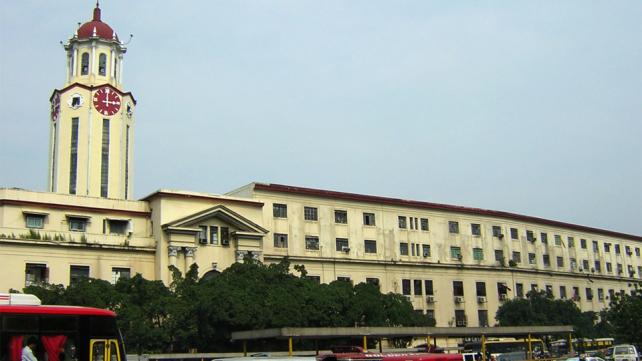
[342,246,350,253]
[221,238,230,246]
[498,234,504,239]
[457,254,463,261]
[454,296,464,303]
[499,294,508,301]
[426,295,435,303]
[456,320,467,327]
[477,296,487,303]
[198,238,208,245]
[423,251,430,257]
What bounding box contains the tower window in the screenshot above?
[98,53,107,76]
[69,118,79,194]
[81,53,89,75]
[100,119,110,198]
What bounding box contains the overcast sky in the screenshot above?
[1,1,641,235]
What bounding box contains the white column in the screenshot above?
[184,247,197,269]
[91,43,96,78]
[118,55,124,85]
[73,47,78,77]
[110,49,116,81]
[168,246,181,268]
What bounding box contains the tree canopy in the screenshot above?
[22,258,433,353]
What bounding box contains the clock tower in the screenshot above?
[49,3,135,199]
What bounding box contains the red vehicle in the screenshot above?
[319,346,464,361]
[0,293,125,361]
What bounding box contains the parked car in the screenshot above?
[605,345,639,361]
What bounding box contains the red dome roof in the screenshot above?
[77,5,118,41]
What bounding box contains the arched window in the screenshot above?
[81,53,89,75]
[98,53,107,76]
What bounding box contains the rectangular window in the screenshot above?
[606,262,612,273]
[471,223,481,236]
[511,251,521,263]
[560,286,567,299]
[334,210,347,224]
[580,239,587,249]
[305,236,319,250]
[426,310,435,320]
[594,261,601,273]
[451,246,462,260]
[25,263,48,286]
[497,282,509,296]
[515,283,524,298]
[604,243,611,252]
[455,310,467,327]
[198,225,207,243]
[25,214,46,229]
[573,287,580,300]
[510,228,518,239]
[554,235,562,246]
[557,256,564,268]
[69,117,79,194]
[413,280,423,296]
[528,253,536,264]
[636,247,640,257]
[220,227,229,245]
[399,242,409,256]
[494,249,504,262]
[304,206,318,221]
[568,236,575,247]
[422,244,431,257]
[337,276,352,283]
[476,281,486,296]
[453,281,464,296]
[398,216,407,229]
[420,218,429,231]
[67,216,88,232]
[592,240,599,253]
[100,119,110,198]
[625,245,632,255]
[586,288,593,300]
[541,232,548,244]
[448,221,459,234]
[111,267,130,284]
[210,226,219,245]
[336,238,349,251]
[526,230,535,242]
[69,265,89,285]
[473,248,484,261]
[615,244,621,254]
[125,125,130,198]
[583,259,589,270]
[478,310,489,327]
[543,254,550,267]
[617,263,623,274]
[273,203,287,218]
[546,284,553,296]
[106,219,128,235]
[598,288,604,301]
[274,233,288,248]
[570,258,577,270]
[492,226,503,238]
[531,283,538,292]
[364,240,377,254]
[366,278,380,287]
[308,276,321,284]
[402,279,411,295]
[363,212,376,226]
[425,280,434,295]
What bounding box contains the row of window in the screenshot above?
[25,263,130,286]
[24,213,131,235]
[197,225,230,246]
[76,52,111,77]
[401,278,632,304]
[272,204,641,259]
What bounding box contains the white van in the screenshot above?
[605,345,639,361]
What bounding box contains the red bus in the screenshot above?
[319,346,464,361]
[0,293,125,361]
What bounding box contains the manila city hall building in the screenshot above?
[1,5,641,329]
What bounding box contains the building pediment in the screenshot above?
[162,205,267,236]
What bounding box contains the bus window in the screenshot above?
[109,340,120,361]
[90,340,106,361]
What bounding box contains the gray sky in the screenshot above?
[1,1,641,235]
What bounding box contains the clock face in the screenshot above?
[51,93,60,122]
[93,87,121,116]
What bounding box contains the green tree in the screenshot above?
[495,290,597,337]
[601,287,642,345]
